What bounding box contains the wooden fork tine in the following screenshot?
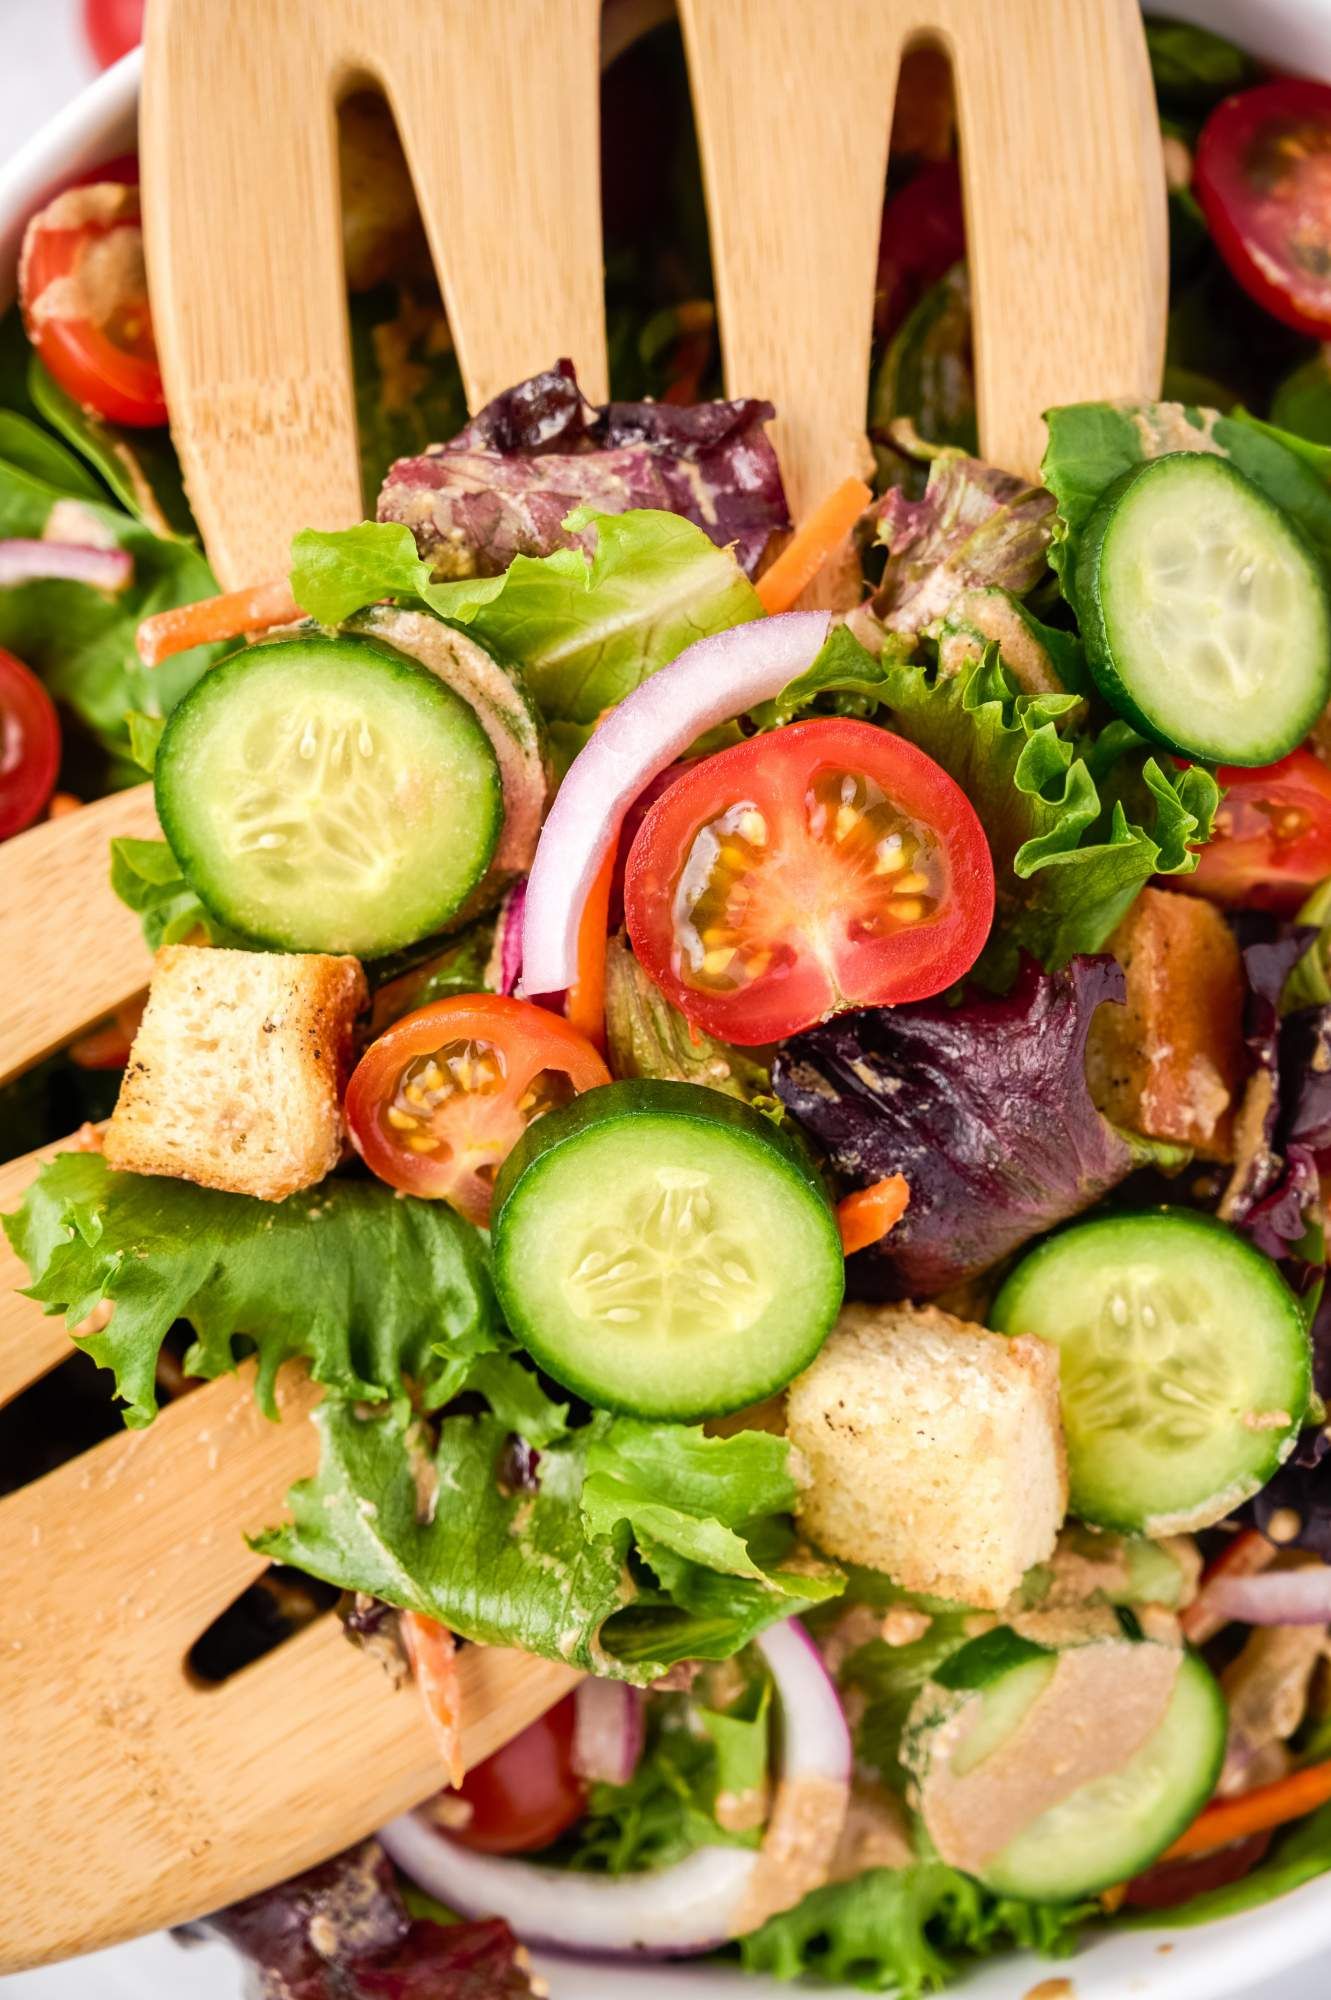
[0,787,155,1087]
[681,0,1164,508]
[142,0,608,589]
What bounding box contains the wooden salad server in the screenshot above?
[0,0,1166,1966]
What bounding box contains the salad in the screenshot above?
[7,14,1331,1998]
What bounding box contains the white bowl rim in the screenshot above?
[3,9,1331,1999]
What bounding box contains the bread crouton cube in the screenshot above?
[1084,886,1245,1161]
[104,945,366,1201]
[786,1301,1066,1609]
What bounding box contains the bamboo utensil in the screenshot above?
[1,0,1166,1967]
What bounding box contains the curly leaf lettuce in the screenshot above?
[290,510,761,752]
[739,1864,1090,1995]
[4,1152,498,1426]
[257,1399,839,1681]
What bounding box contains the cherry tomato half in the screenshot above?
[83,0,144,70]
[448,1694,587,1855]
[344,993,611,1224]
[1182,748,1331,915]
[19,177,166,427]
[624,718,995,1046]
[1195,80,1331,339]
[0,648,60,841]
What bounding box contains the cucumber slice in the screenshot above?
[906,1636,1226,1902]
[349,605,547,877]
[1076,453,1331,765]
[491,1079,844,1420]
[155,633,502,956]
[990,1209,1309,1535]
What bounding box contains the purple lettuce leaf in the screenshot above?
[1222,921,1331,1558]
[195,1840,536,1999]
[772,956,1137,1298]
[378,357,788,579]
[1222,924,1331,1250]
[856,439,1056,637]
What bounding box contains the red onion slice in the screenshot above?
[485,879,527,998]
[0,539,132,592]
[520,611,831,996]
[378,1616,850,1957]
[572,1678,645,1787]
[1203,1565,1331,1627]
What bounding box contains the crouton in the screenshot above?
[104,945,367,1201]
[1084,886,1246,1161]
[786,1301,1066,1609]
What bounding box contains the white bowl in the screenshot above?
[2,10,1331,1998]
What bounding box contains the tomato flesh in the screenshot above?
[1183,749,1331,915]
[345,994,611,1224]
[19,178,167,427]
[447,1694,587,1855]
[0,648,61,841]
[1195,80,1331,338]
[624,718,994,1045]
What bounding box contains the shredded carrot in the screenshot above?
[837,1175,911,1257]
[401,1611,464,1790]
[565,841,615,1055]
[1180,1527,1275,1645]
[1162,1757,1331,1861]
[755,476,873,616]
[136,577,300,668]
[47,791,82,819]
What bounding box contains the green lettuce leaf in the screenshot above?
[555,1671,771,1875]
[109,835,245,951]
[766,631,1217,974]
[1127,1801,1331,1929]
[29,356,196,540]
[581,1419,804,1583]
[739,1863,1091,1994]
[0,455,222,763]
[4,1152,498,1426]
[1041,399,1331,582]
[257,1398,837,1680]
[289,510,761,744]
[0,410,104,500]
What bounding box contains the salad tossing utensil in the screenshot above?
[0,0,1166,1966]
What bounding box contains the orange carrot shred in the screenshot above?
[565,842,615,1055]
[136,577,301,668]
[401,1611,465,1790]
[837,1175,910,1257]
[1162,1757,1331,1861]
[755,477,873,616]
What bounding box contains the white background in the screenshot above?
[0,1,1321,1994]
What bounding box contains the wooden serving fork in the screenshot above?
[0,0,1165,1966]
